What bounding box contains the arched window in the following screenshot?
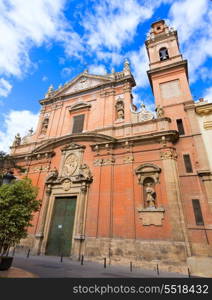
[159,47,169,61]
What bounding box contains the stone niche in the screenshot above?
[135,163,165,226]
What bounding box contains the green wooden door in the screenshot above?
[46,197,77,256]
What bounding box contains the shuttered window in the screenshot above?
[183,154,193,173]
[72,114,84,133]
[192,199,204,225]
[176,119,185,135]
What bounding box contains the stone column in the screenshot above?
[123,82,132,123]
[33,184,52,255]
[161,148,191,257]
[72,182,88,259]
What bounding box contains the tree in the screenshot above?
[0,178,40,256]
[0,151,12,184]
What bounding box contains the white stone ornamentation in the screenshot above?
[62,153,79,176]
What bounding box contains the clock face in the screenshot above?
[80,77,88,88]
[74,77,88,91]
[143,114,149,120]
[140,112,154,122]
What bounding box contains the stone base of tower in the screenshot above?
[83,237,188,274]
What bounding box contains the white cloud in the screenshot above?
[0,0,83,80]
[95,51,124,66]
[183,37,212,83]
[61,67,72,77]
[58,57,66,65]
[129,45,149,88]
[168,0,208,43]
[89,64,107,75]
[203,87,212,102]
[83,0,153,51]
[199,67,212,82]
[168,0,212,83]
[42,76,48,82]
[81,0,175,86]
[58,29,85,59]
[0,78,12,97]
[0,110,39,153]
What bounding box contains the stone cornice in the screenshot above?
[195,103,212,115]
[92,117,171,133]
[184,102,195,111]
[39,75,135,106]
[10,150,55,162]
[204,121,212,130]
[91,130,179,152]
[68,102,91,113]
[147,60,188,90]
[29,133,117,153]
[145,30,178,46]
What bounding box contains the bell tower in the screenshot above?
[145,20,193,118]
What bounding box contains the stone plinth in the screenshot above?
[137,207,165,226]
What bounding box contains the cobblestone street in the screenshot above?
[7,254,188,278]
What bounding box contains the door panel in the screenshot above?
[46,197,77,256]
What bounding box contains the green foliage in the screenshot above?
[0,178,40,255]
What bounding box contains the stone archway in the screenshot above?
[135,163,165,226]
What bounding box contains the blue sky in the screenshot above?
[0,0,212,152]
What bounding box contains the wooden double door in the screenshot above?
[46,196,77,256]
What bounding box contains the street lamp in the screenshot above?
[2,171,16,184]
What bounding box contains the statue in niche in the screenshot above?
[46,167,58,182]
[12,133,21,147]
[117,109,124,119]
[145,182,156,208]
[40,118,49,135]
[155,105,164,118]
[116,99,125,120]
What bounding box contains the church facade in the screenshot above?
[10,20,212,273]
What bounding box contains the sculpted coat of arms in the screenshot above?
[62,153,79,177]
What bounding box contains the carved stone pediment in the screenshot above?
[69,102,91,113]
[139,104,154,121]
[135,163,161,184]
[55,74,112,96]
[61,143,86,152]
[131,103,154,122]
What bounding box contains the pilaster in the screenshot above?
[161,148,191,256]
